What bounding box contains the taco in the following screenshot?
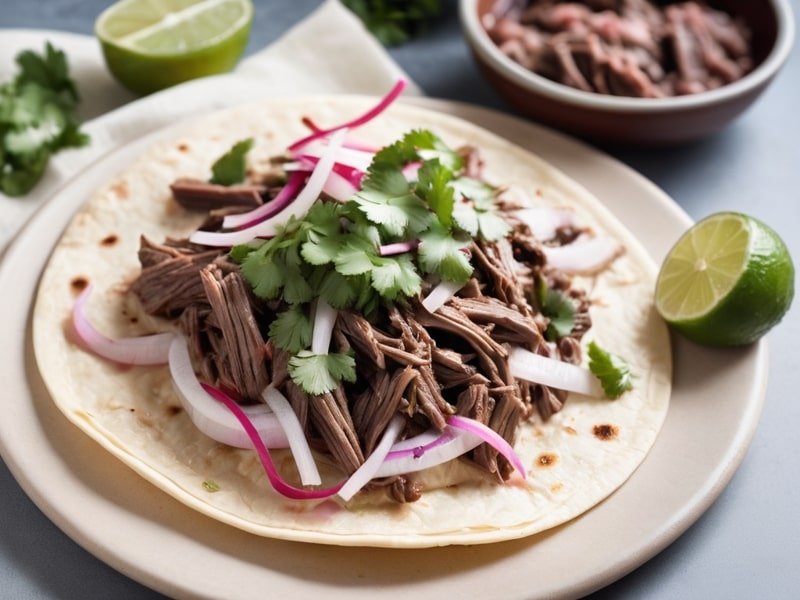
[33,85,671,547]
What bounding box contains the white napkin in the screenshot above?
[0,0,421,252]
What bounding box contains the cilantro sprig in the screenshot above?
[210,138,253,186]
[1,43,89,197]
[537,279,576,341]
[232,129,512,395]
[587,342,634,399]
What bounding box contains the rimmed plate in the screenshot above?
[0,97,767,599]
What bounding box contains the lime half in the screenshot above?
[96,0,253,95]
[656,212,794,346]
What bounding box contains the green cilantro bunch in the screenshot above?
[232,130,511,395]
[0,43,89,197]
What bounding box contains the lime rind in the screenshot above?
[656,212,794,347]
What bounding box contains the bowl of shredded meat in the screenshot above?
[461,0,794,145]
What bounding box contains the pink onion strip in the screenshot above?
[514,206,577,241]
[168,337,288,450]
[447,415,527,479]
[322,170,357,202]
[338,416,405,501]
[296,143,374,172]
[302,116,380,152]
[402,161,421,182]
[72,285,173,365]
[262,386,321,486]
[542,237,623,275]
[508,346,603,397]
[421,280,464,314]
[222,170,308,230]
[290,156,364,189]
[374,427,483,478]
[288,79,407,152]
[190,129,347,247]
[202,383,342,500]
[379,240,419,256]
[311,299,338,355]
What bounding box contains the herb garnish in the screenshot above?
[537,280,576,341]
[587,342,634,399]
[233,130,510,395]
[342,0,442,46]
[0,42,89,197]
[210,138,253,185]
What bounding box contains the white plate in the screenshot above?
[0,98,767,600]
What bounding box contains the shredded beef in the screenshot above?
[310,385,364,474]
[131,237,224,317]
[199,265,270,400]
[170,178,265,211]
[487,0,752,97]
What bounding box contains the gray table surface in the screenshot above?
[2,1,799,598]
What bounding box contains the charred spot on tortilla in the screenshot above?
[111,180,129,199]
[178,143,190,153]
[563,425,577,436]
[536,453,558,468]
[70,276,89,293]
[100,234,119,247]
[551,483,564,493]
[165,405,183,417]
[593,424,620,441]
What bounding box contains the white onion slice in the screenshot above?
[321,170,357,202]
[311,299,337,355]
[543,237,623,275]
[298,141,374,172]
[189,129,347,247]
[338,416,404,501]
[388,428,441,452]
[72,285,173,365]
[508,346,602,397]
[262,386,321,486]
[374,427,484,478]
[421,280,464,314]
[168,337,288,449]
[514,206,576,241]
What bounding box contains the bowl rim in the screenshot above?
[460,0,795,113]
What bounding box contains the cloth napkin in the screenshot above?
[0,0,421,252]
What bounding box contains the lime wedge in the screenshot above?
[96,0,253,95]
[656,212,794,346]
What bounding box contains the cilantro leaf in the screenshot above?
[318,270,359,309]
[240,251,284,299]
[341,0,442,46]
[269,305,312,354]
[370,254,422,300]
[587,342,634,399]
[418,226,473,283]
[353,169,433,236]
[334,238,377,276]
[417,159,454,227]
[210,138,253,186]
[0,43,87,197]
[15,42,78,105]
[288,350,357,395]
[537,280,576,341]
[477,211,511,241]
[452,201,479,236]
[450,177,495,210]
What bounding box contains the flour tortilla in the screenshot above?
[33,97,671,547]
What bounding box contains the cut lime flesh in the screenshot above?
[656,214,749,321]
